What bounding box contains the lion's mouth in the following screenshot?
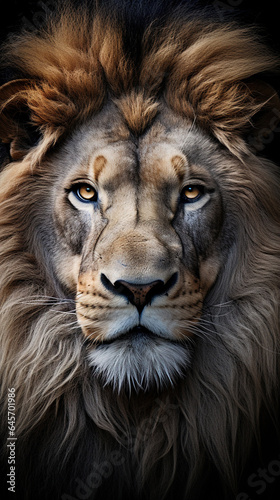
[87,325,193,392]
[97,325,167,345]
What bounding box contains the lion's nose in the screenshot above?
[101,273,178,314]
[115,280,164,313]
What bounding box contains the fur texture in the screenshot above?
[0,2,279,156]
[0,2,279,499]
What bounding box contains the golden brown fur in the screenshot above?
[0,2,279,500]
[0,4,279,156]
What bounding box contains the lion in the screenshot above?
[0,1,279,499]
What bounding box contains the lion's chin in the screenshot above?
[87,328,192,393]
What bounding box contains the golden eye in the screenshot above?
[182,185,204,203]
[75,184,98,202]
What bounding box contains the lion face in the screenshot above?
[49,103,225,391]
[0,1,278,398]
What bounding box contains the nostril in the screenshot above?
[113,279,138,305]
[100,272,178,313]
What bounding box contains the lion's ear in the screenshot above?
[246,81,280,152]
[0,79,42,161]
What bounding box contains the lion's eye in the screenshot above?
[181,185,204,203]
[72,184,98,203]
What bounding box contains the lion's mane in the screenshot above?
[0,1,279,499]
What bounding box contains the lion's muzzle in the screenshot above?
[101,272,178,314]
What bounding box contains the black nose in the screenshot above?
[114,279,164,313]
[101,273,178,314]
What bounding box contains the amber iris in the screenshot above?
[182,185,203,202]
[76,184,97,202]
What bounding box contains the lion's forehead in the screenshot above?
[62,109,216,194]
[90,144,187,193]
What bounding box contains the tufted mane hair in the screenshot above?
[0,0,279,158]
[0,1,279,499]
